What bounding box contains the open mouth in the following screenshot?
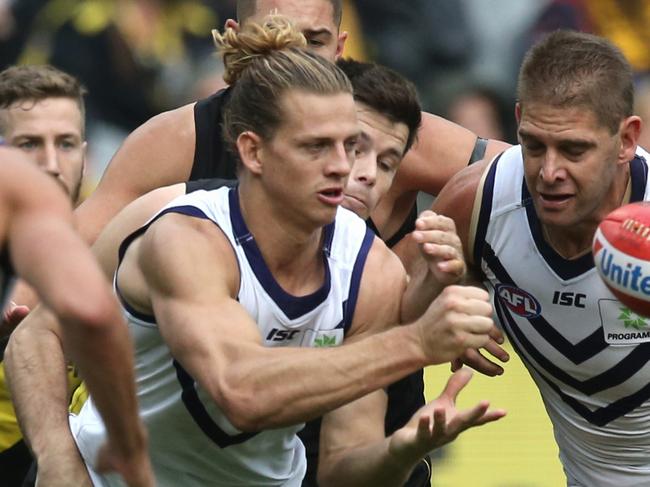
[317,188,344,206]
[539,192,573,207]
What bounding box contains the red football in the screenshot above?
[593,201,650,317]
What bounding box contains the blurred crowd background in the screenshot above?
[1,0,650,191]
[2,1,650,485]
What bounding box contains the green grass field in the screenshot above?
[424,342,565,487]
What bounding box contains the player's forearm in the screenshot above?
[4,309,77,461]
[211,325,427,431]
[318,437,419,487]
[61,300,147,457]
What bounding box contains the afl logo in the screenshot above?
[496,284,541,318]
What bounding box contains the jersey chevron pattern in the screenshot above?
[473,145,650,485]
[69,186,375,487]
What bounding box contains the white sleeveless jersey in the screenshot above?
[472,145,650,486]
[69,186,375,487]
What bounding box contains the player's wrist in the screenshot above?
[110,420,149,458]
[31,429,82,465]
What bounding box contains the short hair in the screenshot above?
[0,65,87,135]
[213,15,351,158]
[517,30,634,134]
[237,0,343,28]
[337,58,422,154]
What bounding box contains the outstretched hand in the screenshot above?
[411,210,466,286]
[389,368,506,463]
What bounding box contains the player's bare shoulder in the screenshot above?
[100,102,197,191]
[119,210,239,312]
[433,158,494,261]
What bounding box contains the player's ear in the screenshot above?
[515,102,522,125]
[617,115,642,166]
[81,140,88,180]
[237,131,263,175]
[335,31,348,60]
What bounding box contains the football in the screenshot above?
[593,201,650,317]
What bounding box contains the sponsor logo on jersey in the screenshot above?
[495,284,541,318]
[266,328,301,342]
[313,328,344,348]
[598,299,650,345]
[552,291,587,308]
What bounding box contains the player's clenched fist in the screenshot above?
[414,285,494,364]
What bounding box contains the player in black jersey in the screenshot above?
[61,0,508,250]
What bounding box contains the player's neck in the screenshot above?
[542,225,593,260]
[238,186,327,296]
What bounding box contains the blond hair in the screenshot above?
[212,15,352,155]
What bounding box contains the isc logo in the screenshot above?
[552,291,586,308]
[496,284,541,318]
[266,328,300,342]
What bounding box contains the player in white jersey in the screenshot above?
[7,16,504,487]
[402,31,649,486]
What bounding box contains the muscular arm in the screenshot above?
[5,307,92,486]
[397,113,511,196]
[74,105,196,245]
[1,154,152,485]
[132,214,495,431]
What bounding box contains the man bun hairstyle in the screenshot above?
[213,15,352,156]
[213,16,306,86]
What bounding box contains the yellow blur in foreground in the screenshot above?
[424,342,564,487]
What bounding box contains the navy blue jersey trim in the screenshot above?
[114,286,156,324]
[342,228,375,330]
[495,290,650,395]
[114,205,213,324]
[495,298,650,426]
[630,154,648,201]
[228,187,333,320]
[173,360,259,447]
[484,243,607,363]
[523,154,648,280]
[522,182,594,279]
[473,153,502,266]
